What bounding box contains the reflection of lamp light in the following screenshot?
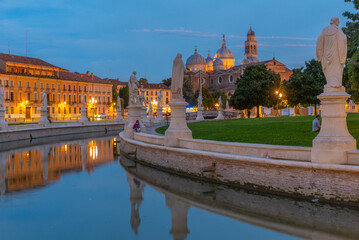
[64,144,67,152]
[25,100,28,104]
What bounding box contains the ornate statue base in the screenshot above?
[311,86,356,164]
[125,104,146,139]
[0,109,8,130]
[164,100,192,147]
[154,106,165,124]
[141,106,151,127]
[215,108,224,120]
[80,109,88,124]
[115,109,123,122]
[196,107,204,121]
[39,109,50,126]
[148,109,155,123]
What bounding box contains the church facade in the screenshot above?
[184,27,293,96]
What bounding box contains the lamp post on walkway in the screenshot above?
[275,91,282,117]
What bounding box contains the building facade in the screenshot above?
[185,28,293,96]
[0,53,114,120]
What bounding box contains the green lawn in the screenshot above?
[156,114,359,148]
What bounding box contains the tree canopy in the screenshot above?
[283,68,305,107]
[230,64,281,117]
[211,89,227,109]
[161,77,194,103]
[193,88,215,110]
[119,85,129,108]
[342,0,359,59]
[347,50,359,101]
[139,78,148,84]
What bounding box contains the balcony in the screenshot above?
[34,87,38,90]
[4,85,9,88]
[46,88,50,91]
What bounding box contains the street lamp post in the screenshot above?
[275,91,282,117]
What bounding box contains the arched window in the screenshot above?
[218,77,222,84]
[229,75,233,83]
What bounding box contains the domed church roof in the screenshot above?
[213,58,224,66]
[214,34,234,59]
[205,52,213,66]
[186,49,207,66]
[247,26,255,36]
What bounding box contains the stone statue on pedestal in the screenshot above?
[129,71,139,105]
[139,85,146,107]
[80,93,88,123]
[316,17,347,89]
[157,88,163,108]
[218,96,222,109]
[171,53,185,101]
[226,100,229,110]
[117,96,122,112]
[41,91,47,111]
[0,84,4,110]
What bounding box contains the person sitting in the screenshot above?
[312,115,321,132]
[133,120,141,132]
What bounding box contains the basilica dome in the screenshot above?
[213,58,224,71]
[213,35,235,70]
[186,49,207,72]
[241,55,259,64]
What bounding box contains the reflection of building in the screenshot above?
[166,194,190,240]
[0,53,114,120]
[126,172,145,235]
[0,137,115,194]
[185,28,293,96]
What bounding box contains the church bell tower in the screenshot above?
[244,26,258,59]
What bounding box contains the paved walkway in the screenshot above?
[145,124,166,135]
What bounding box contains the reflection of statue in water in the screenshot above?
[157,88,163,108]
[129,71,139,105]
[171,53,185,101]
[126,172,145,235]
[316,17,347,89]
[0,84,4,110]
[41,91,47,111]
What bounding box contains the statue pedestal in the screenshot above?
[155,106,164,124]
[311,88,356,164]
[196,107,204,121]
[115,109,123,122]
[215,108,224,120]
[164,101,192,147]
[148,108,155,123]
[125,104,146,139]
[141,106,151,127]
[0,109,8,130]
[39,109,50,126]
[80,109,88,124]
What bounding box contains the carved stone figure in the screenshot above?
[41,91,47,111]
[139,85,146,106]
[316,17,347,88]
[81,94,86,109]
[0,84,4,109]
[171,53,185,101]
[198,93,203,108]
[129,71,139,105]
[117,96,122,111]
[157,88,163,108]
[218,96,222,109]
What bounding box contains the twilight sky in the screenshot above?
[0,0,354,82]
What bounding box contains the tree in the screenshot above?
[342,0,359,59]
[211,89,227,109]
[160,77,194,103]
[193,88,215,110]
[230,64,281,118]
[301,59,326,114]
[347,50,359,101]
[112,87,119,103]
[139,78,148,85]
[283,68,305,107]
[162,78,171,86]
[119,85,129,108]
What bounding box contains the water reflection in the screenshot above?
[0,136,116,194]
[120,155,359,240]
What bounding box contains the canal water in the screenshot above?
[0,135,358,240]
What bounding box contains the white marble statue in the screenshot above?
[226,100,229,110]
[316,17,347,88]
[157,88,163,108]
[81,94,86,108]
[117,96,122,111]
[139,85,146,106]
[129,71,139,105]
[0,84,4,110]
[41,91,47,111]
[171,53,185,101]
[198,93,203,108]
[218,96,222,109]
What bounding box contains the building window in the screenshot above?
[52,83,55,90]
[27,93,31,100]
[5,106,8,114]
[10,92,14,101]
[79,86,81,91]
[10,80,13,87]
[34,93,38,101]
[10,107,14,114]
[74,108,77,114]
[63,94,66,102]
[26,82,30,88]
[68,95,71,103]
[52,107,55,114]
[103,108,105,113]
[40,83,44,89]
[166,98,169,104]
[19,107,22,114]
[57,84,60,91]
[46,83,49,89]
[79,95,81,103]
[69,107,71,114]
[58,107,61,114]
[57,94,60,102]
[73,94,76,102]
[218,77,222,84]
[73,85,76,91]
[64,108,66,114]
[19,92,22,101]
[229,75,233,83]
[34,82,37,89]
[84,86,87,92]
